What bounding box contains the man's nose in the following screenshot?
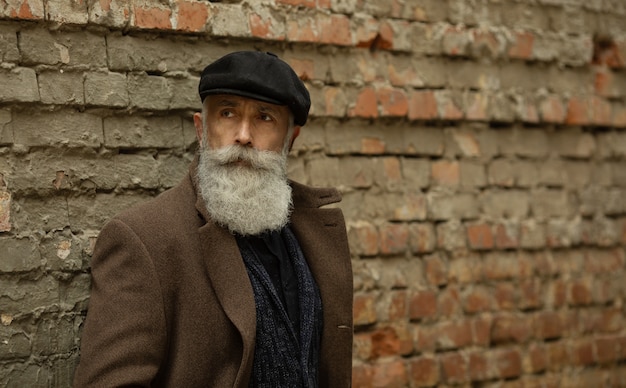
[234,119,253,147]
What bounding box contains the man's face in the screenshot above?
[193,94,299,154]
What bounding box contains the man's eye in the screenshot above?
[221,111,234,118]
[260,114,273,121]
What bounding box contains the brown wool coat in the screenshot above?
[73,160,353,387]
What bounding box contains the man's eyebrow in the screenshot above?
[216,99,239,107]
[257,104,279,114]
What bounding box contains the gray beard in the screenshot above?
[196,144,292,236]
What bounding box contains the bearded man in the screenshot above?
[73,51,353,387]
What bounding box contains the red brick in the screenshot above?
[519,279,543,310]
[360,137,386,154]
[533,311,563,340]
[466,222,494,250]
[594,337,618,364]
[431,160,459,187]
[468,351,491,382]
[440,352,468,384]
[494,282,517,310]
[408,91,438,120]
[584,248,624,274]
[571,339,595,366]
[409,289,437,320]
[354,16,379,49]
[594,67,615,97]
[438,285,461,318]
[0,191,11,232]
[5,0,44,19]
[526,343,548,373]
[448,252,482,284]
[286,17,317,43]
[539,94,566,123]
[409,356,439,387]
[377,21,395,50]
[413,325,437,352]
[551,279,567,308]
[354,293,377,326]
[352,360,408,388]
[177,1,209,32]
[472,316,492,346]
[393,323,414,356]
[494,348,522,379]
[370,360,408,388]
[349,87,378,118]
[133,4,172,29]
[491,314,531,344]
[569,278,593,306]
[591,95,613,126]
[379,222,409,255]
[435,320,472,350]
[424,254,447,286]
[593,37,625,68]
[249,13,272,39]
[462,286,492,313]
[287,58,314,81]
[317,13,352,46]
[409,223,436,254]
[508,31,535,59]
[598,308,624,333]
[546,341,568,372]
[351,363,372,388]
[378,88,408,117]
[566,96,591,125]
[617,335,626,361]
[495,222,519,249]
[370,327,402,359]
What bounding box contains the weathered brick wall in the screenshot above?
[0,0,625,386]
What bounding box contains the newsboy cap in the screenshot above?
[198,51,311,126]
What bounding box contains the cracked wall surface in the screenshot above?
[1,0,626,387]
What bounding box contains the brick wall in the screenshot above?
[0,0,625,386]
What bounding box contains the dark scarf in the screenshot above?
[237,226,323,388]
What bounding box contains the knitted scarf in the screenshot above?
[238,226,323,388]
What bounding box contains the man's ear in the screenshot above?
[193,112,203,143]
[288,126,301,151]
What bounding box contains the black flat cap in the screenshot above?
[198,51,311,126]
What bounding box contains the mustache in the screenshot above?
[203,145,285,171]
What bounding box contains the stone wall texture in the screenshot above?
[1,0,626,386]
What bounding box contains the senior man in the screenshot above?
[73,51,353,387]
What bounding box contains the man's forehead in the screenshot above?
[207,94,286,112]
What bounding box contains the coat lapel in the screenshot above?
[288,183,354,386]
[191,157,256,387]
[197,222,257,386]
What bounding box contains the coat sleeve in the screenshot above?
[73,219,167,387]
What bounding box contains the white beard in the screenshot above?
[196,144,292,236]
